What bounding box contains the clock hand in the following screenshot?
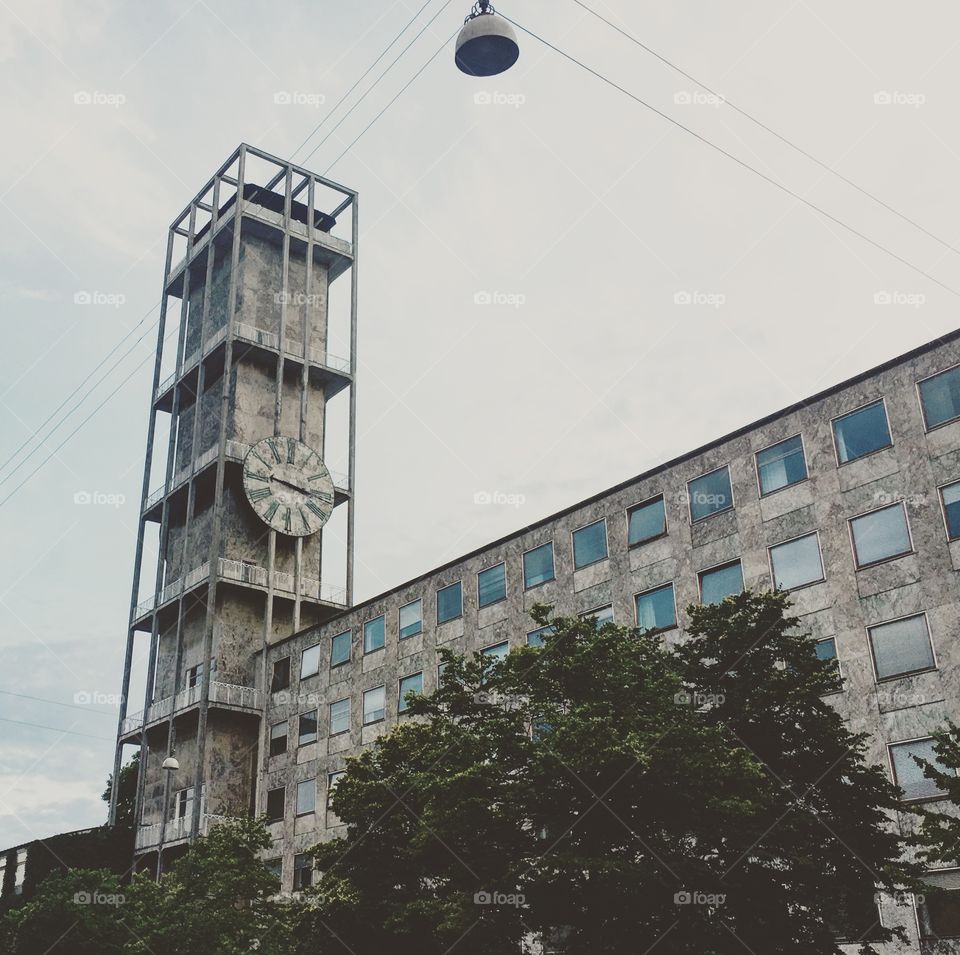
[271,477,308,495]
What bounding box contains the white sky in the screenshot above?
[2,0,960,847]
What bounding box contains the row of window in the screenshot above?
[266,769,345,829]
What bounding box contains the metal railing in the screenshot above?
[135,812,227,850]
[218,557,267,586]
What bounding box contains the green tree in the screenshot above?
[305,592,916,955]
[102,752,140,830]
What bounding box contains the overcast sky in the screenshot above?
[2,0,960,848]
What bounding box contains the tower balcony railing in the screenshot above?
[120,682,261,740]
[143,440,253,517]
[135,812,227,851]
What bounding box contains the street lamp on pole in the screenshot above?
[455,1,519,76]
[156,752,179,879]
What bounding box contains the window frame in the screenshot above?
[848,500,914,569]
[436,580,463,624]
[815,636,843,691]
[888,736,951,803]
[697,558,745,605]
[526,624,554,647]
[830,397,894,466]
[328,697,350,737]
[866,611,937,683]
[362,684,386,725]
[269,720,288,758]
[298,710,319,747]
[937,479,960,542]
[327,771,346,812]
[300,643,321,680]
[633,581,678,634]
[767,530,825,592]
[477,561,508,609]
[579,604,614,627]
[265,786,285,823]
[480,640,510,665]
[295,778,317,817]
[624,493,668,548]
[754,432,808,498]
[330,629,351,668]
[398,598,423,639]
[687,465,735,524]
[915,867,960,939]
[270,657,290,693]
[522,540,556,590]
[917,361,960,432]
[571,517,609,570]
[363,614,386,655]
[398,671,423,713]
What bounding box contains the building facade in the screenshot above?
[257,329,960,948]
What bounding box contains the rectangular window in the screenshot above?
[941,481,960,540]
[627,495,667,546]
[815,637,842,690]
[187,663,203,689]
[363,685,386,724]
[13,849,27,895]
[869,614,935,680]
[265,786,285,823]
[298,711,319,746]
[330,630,351,667]
[171,787,195,820]
[296,779,316,816]
[580,605,614,627]
[833,400,892,463]
[437,581,463,624]
[398,672,423,713]
[699,560,744,605]
[481,641,509,664]
[688,467,734,522]
[399,599,423,639]
[523,542,555,589]
[329,697,350,736]
[919,365,960,430]
[301,644,321,679]
[918,870,960,939]
[363,615,385,654]
[293,852,313,891]
[269,721,287,757]
[526,625,554,647]
[478,563,507,608]
[769,533,824,590]
[572,519,608,568]
[270,657,290,693]
[327,771,346,810]
[756,435,807,495]
[437,661,448,686]
[635,583,677,633]
[265,859,282,882]
[890,738,949,801]
[850,502,912,567]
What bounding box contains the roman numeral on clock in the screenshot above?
[264,500,280,522]
[248,487,272,502]
[305,499,329,519]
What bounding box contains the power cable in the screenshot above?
[0,715,114,742]
[0,688,118,716]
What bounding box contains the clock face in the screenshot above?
[242,436,334,537]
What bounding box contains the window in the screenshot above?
[920,365,960,430]
[269,721,287,757]
[572,519,608,568]
[437,661,449,686]
[187,663,203,689]
[769,533,824,590]
[363,685,386,724]
[0,856,6,899]
[270,657,290,693]
[481,641,509,664]
[478,563,507,608]
[299,711,319,746]
[688,467,734,522]
[526,625,554,647]
[699,560,744,605]
[918,870,960,938]
[13,849,26,896]
[329,697,350,736]
[437,581,463,624]
[868,614,935,680]
[399,672,423,712]
[941,481,960,540]
[829,892,884,943]
[330,630,351,667]
[296,779,316,816]
[327,771,346,810]
[627,495,667,546]
[815,638,842,689]
[301,644,321,679]
[890,738,949,801]
[756,435,806,496]
[833,400,892,463]
[523,542,555,588]
[293,853,313,891]
[399,599,423,639]
[265,859,282,882]
[265,786,285,823]
[850,502,912,567]
[580,605,614,627]
[363,615,385,654]
[635,583,677,633]
[171,787,195,820]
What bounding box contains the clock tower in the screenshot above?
[108,145,358,867]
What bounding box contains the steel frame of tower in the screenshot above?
[108,145,358,856]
